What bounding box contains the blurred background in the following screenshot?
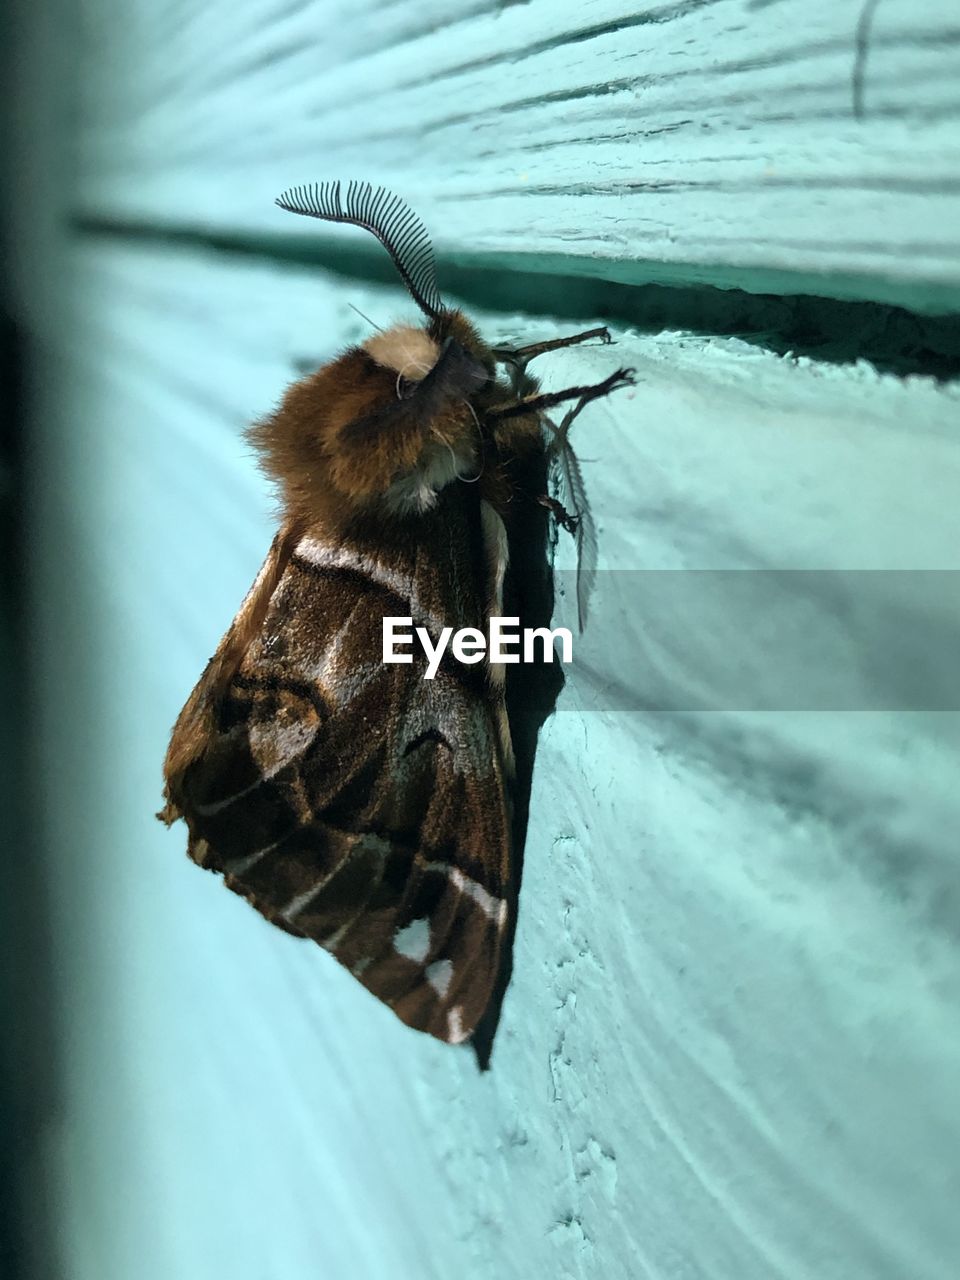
[4,2,960,1278]
[3,7,53,1277]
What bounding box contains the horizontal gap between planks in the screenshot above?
[74,214,960,383]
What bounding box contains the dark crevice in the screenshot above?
[0,305,60,1280]
[351,23,960,109]
[390,0,727,87]
[853,0,884,120]
[73,215,960,382]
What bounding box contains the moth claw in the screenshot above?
[537,494,581,534]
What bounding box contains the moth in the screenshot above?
[159,180,633,1045]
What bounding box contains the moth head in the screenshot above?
[355,323,485,515]
[269,182,496,521]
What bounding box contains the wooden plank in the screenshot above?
[72,0,960,311]
[28,236,960,1277]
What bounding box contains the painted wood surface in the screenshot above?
[25,237,960,1279]
[72,0,960,311]
[9,0,960,1275]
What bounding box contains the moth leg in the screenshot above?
[491,327,611,368]
[486,366,635,423]
[531,390,593,522]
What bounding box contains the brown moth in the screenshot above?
[159,181,633,1045]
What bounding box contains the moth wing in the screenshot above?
[160,526,299,825]
[164,533,511,1045]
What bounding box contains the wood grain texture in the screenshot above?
[29,238,960,1279]
[71,0,960,311]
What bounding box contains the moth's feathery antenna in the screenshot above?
[276,180,444,320]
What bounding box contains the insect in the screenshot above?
[159,180,634,1044]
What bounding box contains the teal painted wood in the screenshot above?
[25,238,960,1279]
[71,0,960,310]
[10,1,960,1276]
